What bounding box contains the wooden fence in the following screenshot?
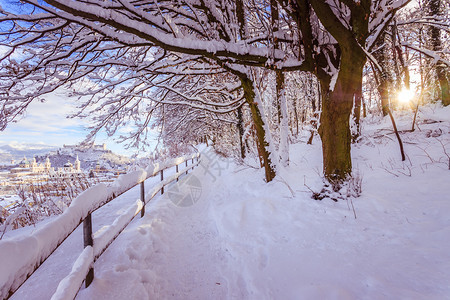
[0,153,201,300]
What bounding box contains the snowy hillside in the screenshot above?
[3,104,450,299]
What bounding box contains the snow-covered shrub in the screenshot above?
[0,176,95,238]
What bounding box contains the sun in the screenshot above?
[397,88,414,103]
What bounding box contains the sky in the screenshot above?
[0,0,156,157]
[0,88,147,156]
[0,0,148,157]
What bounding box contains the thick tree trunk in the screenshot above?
[318,51,365,185]
[241,77,276,182]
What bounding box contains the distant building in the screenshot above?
[8,155,83,180]
[10,156,52,175]
[49,155,83,179]
[63,143,107,151]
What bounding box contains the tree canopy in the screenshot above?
[0,0,449,184]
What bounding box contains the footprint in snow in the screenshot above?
[138,227,147,235]
[114,264,129,272]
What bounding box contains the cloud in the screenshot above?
[1,88,88,145]
[0,87,148,157]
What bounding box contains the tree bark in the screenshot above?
[353,69,363,142]
[307,77,318,145]
[271,0,289,166]
[436,64,450,106]
[362,93,367,118]
[318,50,365,185]
[276,70,289,166]
[235,0,275,181]
[241,77,276,182]
[427,0,450,106]
[236,106,246,159]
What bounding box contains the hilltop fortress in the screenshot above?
[62,143,109,152]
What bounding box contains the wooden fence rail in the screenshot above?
[0,153,200,300]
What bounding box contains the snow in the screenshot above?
[93,199,144,259]
[0,154,199,298]
[3,104,450,299]
[110,170,147,197]
[77,104,450,299]
[0,183,109,299]
[51,246,93,300]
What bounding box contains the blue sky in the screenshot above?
[0,88,144,156]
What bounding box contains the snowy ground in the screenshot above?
[4,104,450,299]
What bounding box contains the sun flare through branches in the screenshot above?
[397,88,415,104]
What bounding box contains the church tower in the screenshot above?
[31,157,38,169]
[75,155,81,171]
[45,157,51,171]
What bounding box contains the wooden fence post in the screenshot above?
[161,169,164,194]
[83,214,94,287]
[140,181,145,217]
[191,158,194,169]
[185,161,188,174]
[176,164,179,182]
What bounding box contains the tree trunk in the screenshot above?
[362,94,367,118]
[241,77,276,182]
[307,80,318,145]
[436,65,450,106]
[318,51,365,185]
[293,100,299,136]
[371,57,407,162]
[234,0,275,181]
[271,0,289,166]
[276,70,289,166]
[353,70,363,142]
[373,33,390,116]
[428,0,450,106]
[236,106,246,159]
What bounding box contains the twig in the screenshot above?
[275,176,295,197]
[350,197,357,219]
[381,166,399,177]
[435,138,450,170]
[415,145,435,163]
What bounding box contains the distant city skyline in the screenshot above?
[0,88,148,157]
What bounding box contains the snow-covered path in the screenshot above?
[77,133,450,299]
[77,166,232,299]
[6,105,450,299]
